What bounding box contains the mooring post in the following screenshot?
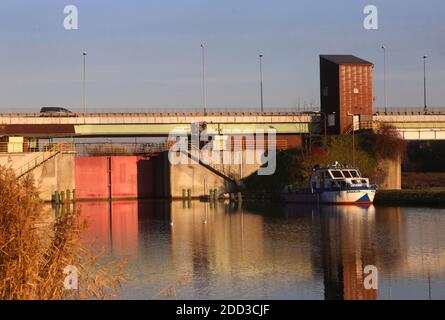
[72,189,76,203]
[213,189,218,201]
[60,191,65,204]
[187,188,192,201]
[55,203,61,219]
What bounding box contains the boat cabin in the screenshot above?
[310,163,371,191]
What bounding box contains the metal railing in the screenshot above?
[0,141,73,154]
[374,107,445,115]
[0,110,319,118]
[344,121,382,134]
[14,143,74,179]
[74,142,173,156]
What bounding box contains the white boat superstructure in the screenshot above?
[284,162,377,205]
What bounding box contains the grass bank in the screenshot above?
[375,190,445,207]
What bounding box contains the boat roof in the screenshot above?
[314,162,358,170]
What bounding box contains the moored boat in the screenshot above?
[283,162,377,205]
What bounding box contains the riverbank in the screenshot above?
[374,190,445,207]
[241,189,445,207]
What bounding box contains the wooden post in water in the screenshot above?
[187,188,192,201]
[213,189,218,201]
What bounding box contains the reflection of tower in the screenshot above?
[374,207,404,272]
[319,206,378,300]
[320,208,344,300]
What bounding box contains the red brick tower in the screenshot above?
[320,55,374,134]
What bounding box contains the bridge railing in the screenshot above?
[343,121,382,134]
[14,143,75,178]
[74,142,173,156]
[0,139,290,156]
[374,107,445,115]
[188,139,288,152]
[0,109,320,119]
[0,141,75,154]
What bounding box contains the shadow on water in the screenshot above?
[66,200,445,300]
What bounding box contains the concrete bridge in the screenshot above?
[2,109,443,199]
[1,110,445,140]
[0,111,311,137]
[372,113,445,140]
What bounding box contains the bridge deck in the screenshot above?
[1,111,445,139]
[0,112,314,125]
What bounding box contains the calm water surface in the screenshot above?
[72,200,445,300]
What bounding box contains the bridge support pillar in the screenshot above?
[378,154,402,190]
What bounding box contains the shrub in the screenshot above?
[242,126,406,190]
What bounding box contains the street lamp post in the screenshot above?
[259,54,264,112]
[83,50,87,113]
[423,55,428,113]
[201,44,207,115]
[320,112,327,144]
[381,45,388,113]
[347,112,356,166]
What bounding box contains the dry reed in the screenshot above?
[0,166,126,300]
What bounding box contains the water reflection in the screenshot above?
[69,200,445,300]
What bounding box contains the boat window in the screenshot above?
[331,170,344,178]
[361,179,368,184]
[349,170,359,177]
[342,170,352,178]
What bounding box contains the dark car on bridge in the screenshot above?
[40,107,76,117]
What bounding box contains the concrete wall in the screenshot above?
[169,149,266,198]
[0,152,75,201]
[170,162,235,198]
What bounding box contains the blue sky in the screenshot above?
[0,0,444,111]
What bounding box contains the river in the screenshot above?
[69,200,445,300]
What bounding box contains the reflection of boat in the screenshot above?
[199,195,211,202]
[283,162,377,205]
